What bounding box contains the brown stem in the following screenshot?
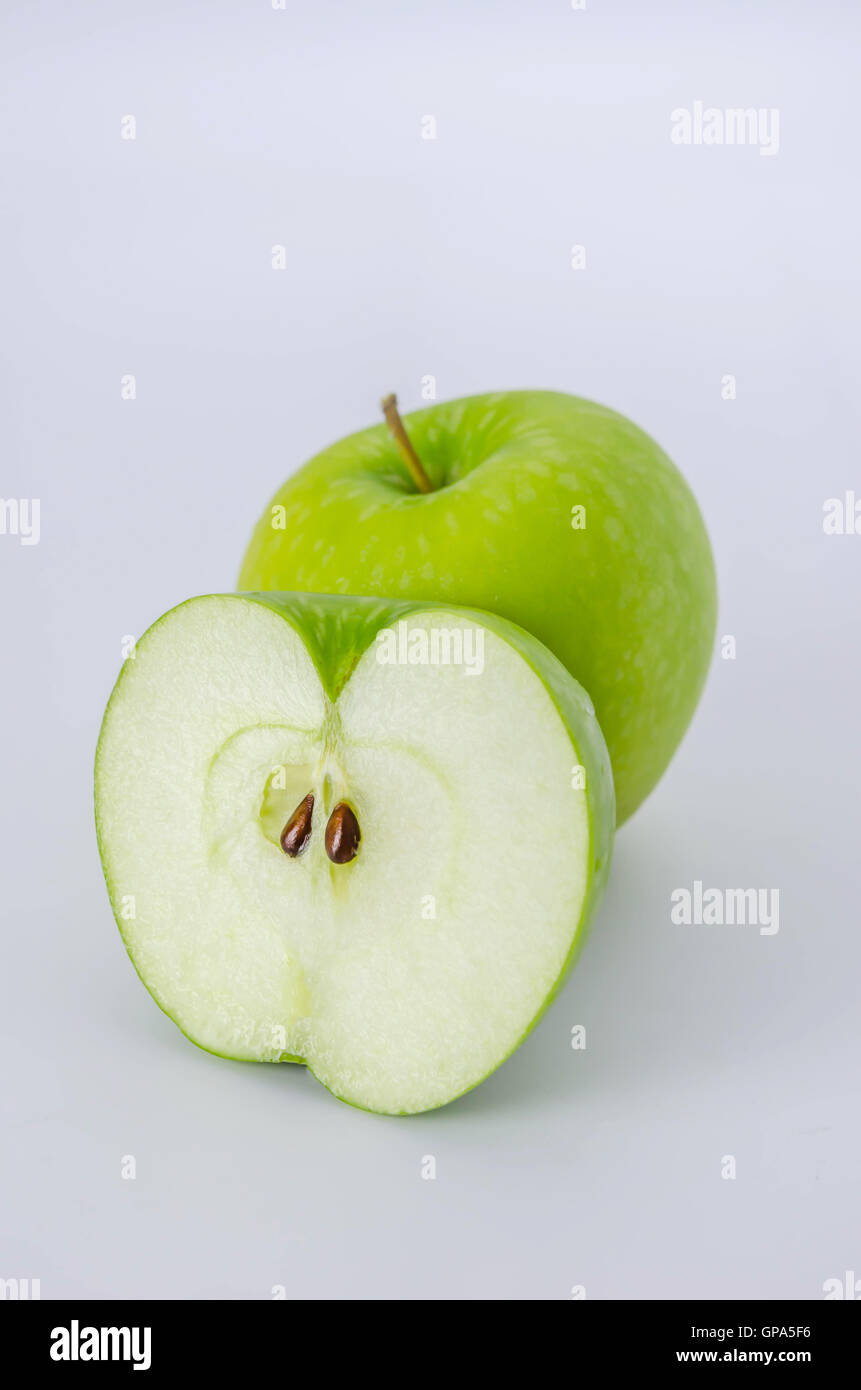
[381,394,433,494]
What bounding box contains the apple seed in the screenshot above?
[280,793,314,857]
[325,802,361,864]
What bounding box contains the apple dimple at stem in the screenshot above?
[280,793,315,857]
[325,802,361,864]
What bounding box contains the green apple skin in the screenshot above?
[95,591,614,1115]
[239,392,717,825]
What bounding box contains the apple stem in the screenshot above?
[381,394,434,494]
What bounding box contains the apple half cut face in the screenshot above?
[95,593,614,1115]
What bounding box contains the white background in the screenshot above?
[1,0,859,1298]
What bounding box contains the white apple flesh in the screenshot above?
[95,593,614,1114]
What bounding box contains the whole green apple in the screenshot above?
[239,391,717,824]
[95,591,613,1114]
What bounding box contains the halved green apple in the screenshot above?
[95,593,614,1114]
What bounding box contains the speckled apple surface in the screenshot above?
[239,391,717,826]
